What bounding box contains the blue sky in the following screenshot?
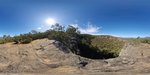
[0,0,150,37]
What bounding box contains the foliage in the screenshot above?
[0,35,13,44]
[21,37,32,44]
[0,39,5,44]
[91,35,125,57]
[13,34,33,44]
[125,37,150,44]
[140,38,150,44]
[79,34,95,45]
[47,24,81,54]
[48,24,66,42]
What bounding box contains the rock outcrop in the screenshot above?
[0,39,86,73]
[0,38,150,74]
[120,42,150,58]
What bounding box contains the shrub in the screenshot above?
[21,37,32,44]
[0,35,13,44]
[13,34,33,44]
[13,36,21,44]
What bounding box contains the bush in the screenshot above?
[21,37,32,44]
[0,35,13,44]
[13,34,33,44]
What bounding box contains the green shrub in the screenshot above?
[13,34,33,44]
[0,35,13,44]
[21,37,32,44]
[13,36,21,44]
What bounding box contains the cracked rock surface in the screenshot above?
[0,38,150,74]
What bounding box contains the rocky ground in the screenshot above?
[0,38,150,74]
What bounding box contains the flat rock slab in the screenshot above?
[1,72,150,75]
[120,43,150,58]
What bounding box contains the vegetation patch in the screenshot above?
[140,38,150,44]
[91,35,125,57]
[125,37,150,45]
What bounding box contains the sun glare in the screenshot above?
[45,18,56,25]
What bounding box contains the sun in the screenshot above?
[45,18,56,25]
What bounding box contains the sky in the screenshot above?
[0,0,150,37]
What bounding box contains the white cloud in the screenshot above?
[70,22,101,34]
[80,25,100,34]
[36,22,101,35]
[37,27,42,30]
[70,24,79,28]
[37,25,52,32]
